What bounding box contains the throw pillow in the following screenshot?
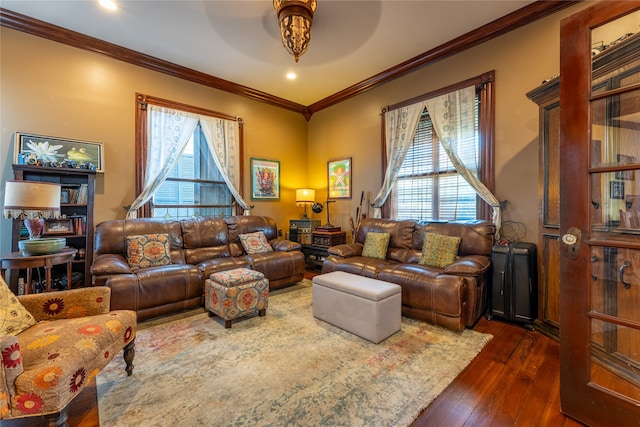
[361,232,391,259]
[239,231,274,254]
[0,275,36,335]
[419,232,461,268]
[126,233,171,269]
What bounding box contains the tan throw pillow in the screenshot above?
[0,275,36,335]
[126,233,172,269]
[239,231,274,254]
[419,232,461,268]
[362,232,391,259]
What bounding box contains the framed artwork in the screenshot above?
[251,158,280,200]
[60,189,71,204]
[610,181,625,200]
[14,132,104,172]
[328,157,352,199]
[44,219,73,235]
[615,154,635,180]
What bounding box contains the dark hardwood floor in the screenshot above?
[7,284,584,426]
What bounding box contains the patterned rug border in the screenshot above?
[97,280,493,426]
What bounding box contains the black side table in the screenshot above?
[301,244,329,272]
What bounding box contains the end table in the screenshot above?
[1,248,78,294]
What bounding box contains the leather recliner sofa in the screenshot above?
[91,215,304,321]
[321,218,495,332]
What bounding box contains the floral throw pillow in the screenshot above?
[126,233,172,269]
[239,231,274,254]
[419,232,461,268]
[361,232,391,259]
[0,275,36,335]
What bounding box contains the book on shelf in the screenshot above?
[63,184,88,204]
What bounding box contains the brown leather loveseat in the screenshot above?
[91,215,304,321]
[321,218,495,332]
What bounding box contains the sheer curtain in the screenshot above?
[425,86,501,235]
[127,105,251,219]
[199,116,251,211]
[126,105,198,219]
[370,103,426,218]
[371,86,501,235]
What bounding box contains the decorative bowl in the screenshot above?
[19,238,67,256]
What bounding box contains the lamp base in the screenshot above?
[24,217,45,239]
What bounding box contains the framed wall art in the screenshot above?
[610,181,625,200]
[44,219,73,235]
[615,154,635,180]
[251,158,280,200]
[14,132,104,172]
[328,157,352,199]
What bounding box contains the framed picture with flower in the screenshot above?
[328,157,352,199]
[14,132,104,172]
[250,158,280,200]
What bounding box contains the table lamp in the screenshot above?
[3,180,66,255]
[296,188,315,219]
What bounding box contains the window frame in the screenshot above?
[134,93,245,218]
[380,71,495,220]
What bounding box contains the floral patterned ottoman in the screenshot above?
[205,268,269,328]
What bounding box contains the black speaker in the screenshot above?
[289,226,298,242]
[489,242,538,329]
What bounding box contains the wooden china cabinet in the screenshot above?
[527,77,561,341]
[527,30,640,342]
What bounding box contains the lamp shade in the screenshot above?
[3,180,61,219]
[296,188,315,203]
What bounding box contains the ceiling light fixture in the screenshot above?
[273,0,317,63]
[99,0,117,11]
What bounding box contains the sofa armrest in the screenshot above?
[327,243,363,258]
[0,334,22,401]
[91,254,132,275]
[270,239,301,252]
[443,255,491,276]
[18,287,112,321]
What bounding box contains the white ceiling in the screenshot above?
[1,0,535,106]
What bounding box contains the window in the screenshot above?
[151,123,233,219]
[387,73,494,221]
[395,104,479,221]
[134,93,244,219]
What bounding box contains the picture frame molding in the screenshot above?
[327,156,352,199]
[14,132,105,172]
[250,157,280,201]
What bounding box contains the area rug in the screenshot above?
[97,279,492,426]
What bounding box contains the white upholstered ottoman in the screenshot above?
[312,271,401,343]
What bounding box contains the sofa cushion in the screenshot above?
[239,231,273,254]
[419,232,460,268]
[126,234,171,269]
[0,276,35,335]
[362,232,391,259]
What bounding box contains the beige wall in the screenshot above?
[306,2,590,243]
[0,28,307,253]
[1,2,593,253]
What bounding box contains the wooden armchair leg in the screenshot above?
[124,339,135,376]
[45,404,69,427]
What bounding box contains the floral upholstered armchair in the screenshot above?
[0,277,136,426]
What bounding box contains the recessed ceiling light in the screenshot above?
[99,0,118,11]
[286,72,297,80]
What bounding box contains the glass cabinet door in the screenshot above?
[560,4,640,425]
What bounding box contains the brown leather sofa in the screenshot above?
[321,218,495,332]
[91,215,305,321]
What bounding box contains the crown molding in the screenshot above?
[1,1,579,121]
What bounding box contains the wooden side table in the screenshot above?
[0,248,78,294]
